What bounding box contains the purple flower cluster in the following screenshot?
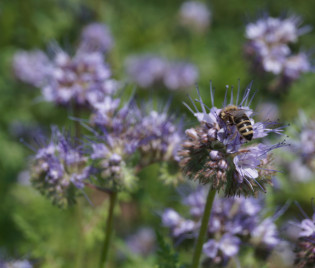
[125,55,199,90]
[286,112,315,182]
[294,210,315,268]
[89,98,183,190]
[245,15,312,81]
[162,187,279,265]
[30,127,90,207]
[179,82,285,196]
[13,24,118,107]
[178,1,211,33]
[78,23,114,54]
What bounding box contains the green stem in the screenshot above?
[191,188,216,268]
[99,191,118,268]
[75,200,84,268]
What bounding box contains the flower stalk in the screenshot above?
[191,187,216,268]
[99,191,118,268]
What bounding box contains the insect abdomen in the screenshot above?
[235,116,253,141]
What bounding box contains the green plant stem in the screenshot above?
[191,188,216,268]
[99,191,118,268]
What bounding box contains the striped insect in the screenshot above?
[219,105,254,141]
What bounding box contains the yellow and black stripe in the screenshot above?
[235,116,253,141]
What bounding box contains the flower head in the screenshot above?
[78,23,114,54]
[30,127,90,207]
[13,42,119,107]
[161,187,280,265]
[13,50,53,87]
[179,1,211,33]
[88,97,183,190]
[125,54,198,90]
[294,209,315,268]
[285,111,315,182]
[179,82,285,196]
[245,14,313,82]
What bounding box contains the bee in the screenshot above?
[219,105,254,141]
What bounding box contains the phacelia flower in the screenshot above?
[30,127,90,207]
[178,82,285,197]
[284,111,315,182]
[125,54,199,90]
[132,104,184,164]
[13,41,119,107]
[161,187,280,266]
[179,1,211,33]
[13,50,53,87]
[126,227,156,257]
[293,209,315,268]
[42,49,119,106]
[89,97,184,190]
[245,15,313,82]
[78,23,114,54]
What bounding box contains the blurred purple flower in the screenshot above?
[126,228,156,257]
[13,44,119,107]
[78,23,114,54]
[179,82,285,196]
[163,62,199,90]
[125,54,198,90]
[13,50,53,87]
[179,1,211,33]
[42,49,119,106]
[285,111,315,182]
[294,209,315,268]
[0,259,33,268]
[245,15,313,81]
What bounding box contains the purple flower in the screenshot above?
[179,82,285,196]
[1,259,33,268]
[203,234,240,260]
[42,49,119,106]
[294,210,315,268]
[125,54,199,90]
[286,111,315,182]
[125,55,167,88]
[162,209,196,237]
[179,1,211,33]
[283,52,312,80]
[162,187,280,265]
[126,228,156,257]
[163,61,199,90]
[30,127,90,207]
[132,108,184,164]
[13,50,53,87]
[13,43,119,107]
[78,23,114,54]
[245,14,313,82]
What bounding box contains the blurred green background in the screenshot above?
[1,0,315,267]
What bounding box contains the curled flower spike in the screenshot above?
[179,81,286,196]
[30,127,90,208]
